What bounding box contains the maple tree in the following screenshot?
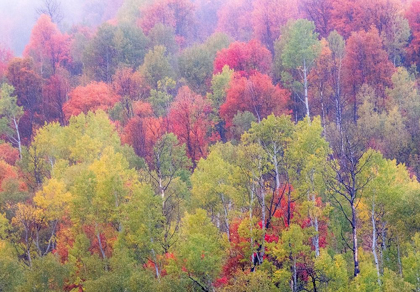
[5,1,420,290]
[23,14,70,78]
[63,82,120,119]
[216,0,253,41]
[214,40,272,76]
[168,86,213,168]
[6,58,43,144]
[343,26,394,121]
[220,72,289,128]
[251,0,299,52]
[406,0,420,68]
[138,0,196,44]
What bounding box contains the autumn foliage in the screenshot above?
[63,82,120,119]
[213,40,272,75]
[168,86,213,167]
[220,72,290,127]
[23,14,71,77]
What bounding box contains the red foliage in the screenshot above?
[216,0,253,41]
[168,86,213,168]
[122,113,166,162]
[300,0,334,37]
[0,143,19,165]
[251,0,299,52]
[54,219,74,263]
[42,69,71,125]
[220,72,290,128]
[23,15,71,77]
[222,219,249,278]
[112,67,150,100]
[406,0,420,66]
[213,40,272,76]
[331,0,400,39]
[63,82,120,119]
[0,160,18,191]
[343,27,394,115]
[83,224,116,259]
[7,58,43,143]
[0,43,13,80]
[138,0,196,43]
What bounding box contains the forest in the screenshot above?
[2,0,420,291]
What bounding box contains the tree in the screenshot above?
[216,0,253,41]
[343,27,394,121]
[138,0,196,44]
[63,82,120,119]
[207,65,234,142]
[84,23,149,83]
[36,0,64,24]
[42,68,70,125]
[140,46,175,90]
[220,72,289,128]
[214,40,272,76]
[276,19,322,120]
[381,13,410,66]
[23,14,70,78]
[191,143,240,240]
[0,44,13,82]
[178,45,213,95]
[326,123,375,277]
[7,58,43,143]
[300,0,334,37]
[327,30,346,128]
[168,86,213,168]
[251,0,299,52]
[168,209,225,291]
[148,77,176,117]
[331,0,401,39]
[0,84,23,157]
[406,0,420,69]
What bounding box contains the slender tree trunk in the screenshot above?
[250,183,255,271]
[13,116,22,159]
[397,236,403,277]
[351,202,360,277]
[371,202,381,285]
[221,193,230,242]
[312,193,320,258]
[303,60,310,120]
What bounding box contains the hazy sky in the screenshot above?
[0,0,98,56]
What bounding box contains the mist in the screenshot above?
[0,0,121,56]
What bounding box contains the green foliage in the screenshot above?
[17,254,68,292]
[140,46,176,89]
[168,209,225,291]
[148,77,176,116]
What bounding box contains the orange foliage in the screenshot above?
[343,27,394,114]
[23,15,71,76]
[122,114,166,161]
[0,143,19,165]
[63,82,120,119]
[0,160,18,191]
